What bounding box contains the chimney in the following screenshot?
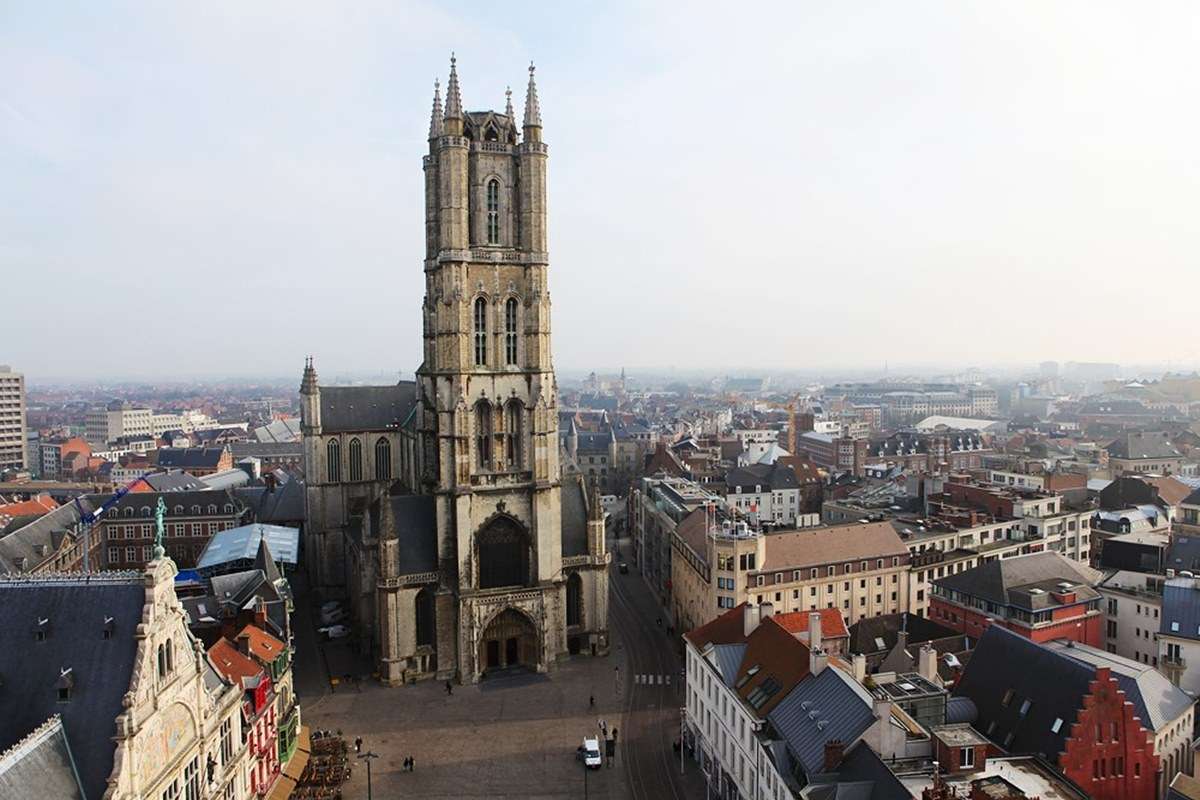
[760,602,774,621]
[918,644,938,683]
[254,598,268,627]
[808,611,823,653]
[823,739,845,772]
[743,603,762,637]
[852,653,867,684]
[235,632,251,656]
[810,646,829,676]
[264,472,276,493]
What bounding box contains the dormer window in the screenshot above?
[208,504,217,515]
[102,616,115,640]
[33,617,49,642]
[56,668,73,702]
[174,505,184,515]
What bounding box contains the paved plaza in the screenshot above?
[302,655,628,799]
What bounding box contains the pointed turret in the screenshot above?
[254,532,283,586]
[444,53,463,133]
[300,357,322,434]
[523,62,542,131]
[428,79,444,140]
[300,356,319,395]
[505,86,514,120]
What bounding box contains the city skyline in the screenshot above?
[6,1,1200,379]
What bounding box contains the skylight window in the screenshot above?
[1051,718,1063,733]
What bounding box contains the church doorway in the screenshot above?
[479,608,539,674]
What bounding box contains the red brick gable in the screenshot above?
[1058,667,1158,800]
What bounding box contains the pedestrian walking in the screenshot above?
[354,737,362,754]
[445,680,453,696]
[410,756,416,772]
[589,694,595,709]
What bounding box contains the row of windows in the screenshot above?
[327,436,392,483]
[756,558,901,586]
[474,400,523,471]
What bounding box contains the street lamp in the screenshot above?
[357,751,379,800]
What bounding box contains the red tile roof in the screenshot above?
[0,494,58,520]
[683,602,750,648]
[236,623,287,664]
[208,638,263,683]
[773,608,850,641]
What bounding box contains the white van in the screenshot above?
[582,737,602,769]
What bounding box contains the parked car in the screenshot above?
[319,625,351,640]
[581,737,602,769]
[319,600,343,615]
[320,608,348,625]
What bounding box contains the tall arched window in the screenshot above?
[348,438,362,481]
[375,437,392,481]
[486,179,500,245]
[326,439,341,482]
[473,297,488,367]
[475,401,493,470]
[415,587,435,647]
[504,297,519,366]
[504,401,522,469]
[566,572,583,626]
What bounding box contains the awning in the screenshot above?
[265,725,311,800]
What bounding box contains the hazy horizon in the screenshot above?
[6,2,1200,381]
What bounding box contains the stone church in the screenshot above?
[300,56,609,685]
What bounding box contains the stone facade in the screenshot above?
[301,56,608,686]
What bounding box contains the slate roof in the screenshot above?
[155,447,228,470]
[0,499,97,573]
[0,575,146,800]
[390,495,437,574]
[319,383,418,434]
[1161,577,1200,643]
[1167,535,1200,573]
[1106,432,1183,460]
[0,716,84,800]
[829,740,911,800]
[711,643,747,687]
[107,488,243,518]
[932,551,1099,610]
[847,613,959,655]
[560,476,589,557]
[235,479,305,524]
[726,462,799,492]
[768,667,876,778]
[1042,639,1192,732]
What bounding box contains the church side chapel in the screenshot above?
[301,56,610,685]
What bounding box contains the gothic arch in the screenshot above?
[478,606,540,673]
[566,572,583,627]
[414,586,435,648]
[474,513,531,589]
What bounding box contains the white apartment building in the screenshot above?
[86,402,153,445]
[1097,570,1164,666]
[0,366,26,472]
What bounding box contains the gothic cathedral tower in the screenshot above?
[417,57,568,681]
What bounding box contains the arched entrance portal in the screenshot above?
[479,608,540,673]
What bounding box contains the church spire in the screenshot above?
[523,62,542,129]
[428,79,443,139]
[505,86,514,119]
[300,356,319,395]
[444,53,463,121]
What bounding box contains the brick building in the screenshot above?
[930,551,1103,646]
[100,489,248,569]
[954,625,1194,799]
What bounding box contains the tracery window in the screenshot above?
[474,297,488,366]
[486,179,500,245]
[505,297,519,365]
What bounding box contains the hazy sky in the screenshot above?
[5,2,1200,381]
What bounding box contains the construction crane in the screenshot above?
[72,472,154,571]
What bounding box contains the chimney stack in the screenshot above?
[743,603,762,637]
[918,644,938,683]
[808,611,823,653]
[852,653,867,684]
[236,632,251,656]
[823,739,845,772]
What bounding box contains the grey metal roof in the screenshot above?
[391,495,437,574]
[726,463,799,491]
[560,476,588,557]
[1161,578,1200,642]
[199,469,251,491]
[1106,432,1183,460]
[319,383,417,434]
[1043,639,1192,732]
[711,643,747,688]
[141,470,206,492]
[0,575,145,800]
[768,668,875,778]
[0,716,85,799]
[195,523,299,570]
